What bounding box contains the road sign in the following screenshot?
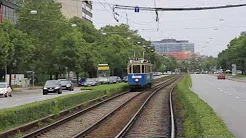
[135,7,140,12]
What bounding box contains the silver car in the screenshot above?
[0,82,12,97]
[84,78,99,86]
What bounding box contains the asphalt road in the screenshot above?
[0,75,168,110]
[191,74,246,138]
[0,88,85,109]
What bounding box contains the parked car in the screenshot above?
[84,78,99,86]
[79,78,87,86]
[123,76,128,83]
[60,80,74,91]
[116,76,122,83]
[217,73,226,79]
[109,76,117,83]
[43,80,62,95]
[71,77,81,83]
[0,82,12,97]
[98,77,110,84]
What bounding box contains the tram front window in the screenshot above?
[133,65,140,73]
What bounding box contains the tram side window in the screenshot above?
[133,65,140,73]
[142,65,145,73]
[128,66,132,74]
[146,65,149,73]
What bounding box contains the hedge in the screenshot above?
[0,84,128,132]
[176,74,235,137]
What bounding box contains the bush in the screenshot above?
[0,85,128,133]
[176,74,234,137]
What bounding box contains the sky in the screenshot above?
[91,0,246,57]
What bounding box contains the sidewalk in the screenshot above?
[226,75,246,83]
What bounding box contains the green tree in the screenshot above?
[0,20,34,86]
[16,1,70,79]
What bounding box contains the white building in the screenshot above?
[56,0,93,23]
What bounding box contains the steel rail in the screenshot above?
[20,92,128,138]
[170,86,176,138]
[115,76,180,138]
[72,76,178,138]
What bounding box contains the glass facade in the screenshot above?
[152,39,195,54]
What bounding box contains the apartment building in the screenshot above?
[56,0,93,23]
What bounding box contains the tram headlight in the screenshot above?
[135,79,139,82]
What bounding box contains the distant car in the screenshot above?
[60,80,74,91]
[58,79,67,81]
[116,76,122,83]
[98,77,109,84]
[123,76,128,83]
[109,76,117,83]
[71,77,81,83]
[43,80,62,95]
[84,78,99,86]
[0,82,12,97]
[79,78,87,86]
[217,74,226,79]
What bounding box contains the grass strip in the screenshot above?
[0,85,128,133]
[81,83,127,90]
[176,74,235,137]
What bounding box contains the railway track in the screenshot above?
[17,75,178,138]
[116,78,180,138]
[74,75,181,138]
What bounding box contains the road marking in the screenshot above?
[244,100,246,102]
[236,96,240,99]
[220,89,223,92]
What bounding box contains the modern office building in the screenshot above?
[152,39,194,54]
[152,39,195,60]
[0,0,18,23]
[56,0,93,23]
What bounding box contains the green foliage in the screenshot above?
[218,32,246,74]
[0,28,10,66]
[0,1,179,82]
[176,74,234,137]
[0,85,128,132]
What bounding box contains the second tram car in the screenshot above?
[127,58,153,91]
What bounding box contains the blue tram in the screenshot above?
[127,58,154,91]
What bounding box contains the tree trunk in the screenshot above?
[55,73,58,80]
[50,74,52,80]
[9,67,12,88]
[76,72,79,85]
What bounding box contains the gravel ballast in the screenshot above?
[38,92,140,138]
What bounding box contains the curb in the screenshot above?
[226,77,246,83]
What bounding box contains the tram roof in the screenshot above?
[128,59,152,65]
